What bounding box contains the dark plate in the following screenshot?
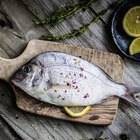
[111,0,140,61]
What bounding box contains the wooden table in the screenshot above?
[0,0,140,139]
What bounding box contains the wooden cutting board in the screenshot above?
[0,39,124,125]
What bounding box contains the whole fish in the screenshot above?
[11,52,140,106]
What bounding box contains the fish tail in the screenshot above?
[120,84,140,106]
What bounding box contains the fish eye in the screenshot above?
[22,65,32,73]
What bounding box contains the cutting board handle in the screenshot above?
[0,39,66,81]
[0,40,38,81]
[0,57,13,81]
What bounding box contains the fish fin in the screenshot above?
[121,94,140,106]
[125,84,140,93]
[121,85,140,106]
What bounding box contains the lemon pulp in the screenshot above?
[123,6,140,37]
[129,37,140,55]
[64,106,91,118]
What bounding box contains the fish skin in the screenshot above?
[11,52,127,106]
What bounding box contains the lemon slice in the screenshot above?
[123,6,140,37]
[129,37,140,55]
[64,106,91,118]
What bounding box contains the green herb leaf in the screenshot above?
[39,0,125,41]
[33,0,97,25]
[40,11,102,41]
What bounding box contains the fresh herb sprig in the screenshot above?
[39,0,125,41]
[33,0,97,25]
[40,9,107,41]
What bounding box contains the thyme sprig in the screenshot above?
[33,0,97,25]
[40,9,107,41]
[40,0,125,41]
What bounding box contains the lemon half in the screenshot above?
[123,6,140,37]
[129,37,140,55]
[64,106,91,118]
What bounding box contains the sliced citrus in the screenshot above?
[129,37,140,55]
[123,6,140,37]
[64,106,91,118]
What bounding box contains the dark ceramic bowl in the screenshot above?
[111,0,140,61]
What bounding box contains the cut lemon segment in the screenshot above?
[64,106,91,118]
[123,6,140,37]
[129,37,140,55]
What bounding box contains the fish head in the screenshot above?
[11,62,44,92]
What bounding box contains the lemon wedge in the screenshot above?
[129,37,140,55]
[123,6,140,37]
[64,106,91,118]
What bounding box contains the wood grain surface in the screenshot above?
[0,0,140,140]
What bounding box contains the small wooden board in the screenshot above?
[0,39,124,125]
